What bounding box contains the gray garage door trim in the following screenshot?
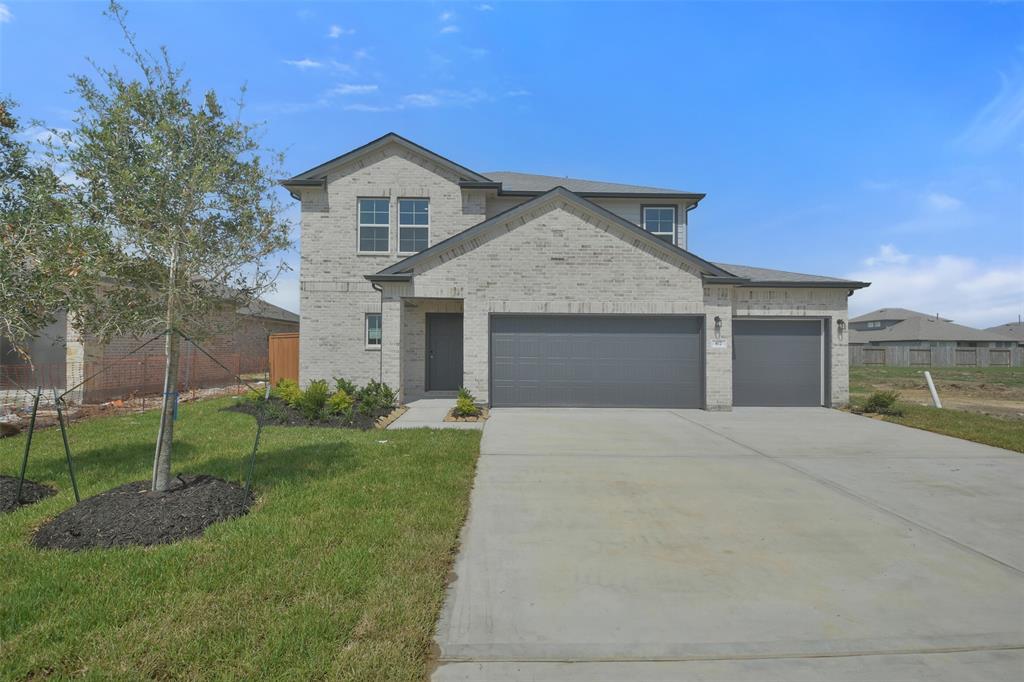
[488,314,704,408]
[732,317,829,407]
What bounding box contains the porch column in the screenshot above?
[463,300,489,402]
[704,285,733,411]
[380,295,404,402]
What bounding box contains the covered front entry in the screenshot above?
[733,319,824,407]
[489,315,703,408]
[426,313,464,391]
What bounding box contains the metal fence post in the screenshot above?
[15,387,42,504]
[53,389,81,503]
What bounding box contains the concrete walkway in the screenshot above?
[387,398,484,430]
[433,408,1024,681]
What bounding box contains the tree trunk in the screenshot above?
[152,328,180,491]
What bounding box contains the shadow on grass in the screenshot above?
[196,441,363,491]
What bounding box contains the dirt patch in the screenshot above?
[32,475,253,551]
[0,475,57,513]
[893,389,1024,420]
[444,406,490,423]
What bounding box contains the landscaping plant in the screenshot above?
[453,387,482,418]
[238,378,397,429]
[294,380,330,420]
[863,390,903,416]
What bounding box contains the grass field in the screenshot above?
[0,398,480,680]
[850,365,1024,452]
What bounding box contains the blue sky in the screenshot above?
[2,1,1022,326]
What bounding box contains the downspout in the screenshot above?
[685,201,700,250]
[370,281,384,382]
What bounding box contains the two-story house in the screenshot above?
[283,133,868,409]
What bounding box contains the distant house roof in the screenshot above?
[712,263,867,288]
[482,171,703,199]
[238,299,299,324]
[987,322,1024,343]
[849,316,1011,344]
[851,308,952,323]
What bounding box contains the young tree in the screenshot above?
[0,99,105,361]
[53,2,291,491]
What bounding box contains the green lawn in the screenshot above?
[850,396,1024,453]
[0,398,480,680]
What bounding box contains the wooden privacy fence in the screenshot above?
[268,333,299,385]
[850,344,1023,367]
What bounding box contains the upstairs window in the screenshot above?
[365,313,382,347]
[866,321,882,329]
[643,206,676,244]
[399,199,429,253]
[359,198,390,252]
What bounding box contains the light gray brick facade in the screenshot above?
[295,138,856,408]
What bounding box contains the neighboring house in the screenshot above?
[284,133,869,409]
[0,300,298,403]
[849,308,1020,367]
[987,321,1024,347]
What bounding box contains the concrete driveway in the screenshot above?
[433,408,1024,681]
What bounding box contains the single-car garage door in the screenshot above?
[490,315,703,408]
[733,319,824,407]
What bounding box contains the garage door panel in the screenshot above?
[733,319,822,407]
[490,315,703,408]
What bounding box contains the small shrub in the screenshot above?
[272,378,302,406]
[333,377,358,396]
[864,390,902,416]
[356,380,397,416]
[295,379,330,420]
[453,387,481,417]
[326,388,354,416]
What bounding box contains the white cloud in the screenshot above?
[440,10,456,22]
[343,103,396,113]
[283,58,323,70]
[467,47,489,58]
[956,67,1024,152]
[440,25,460,34]
[402,93,441,108]
[504,89,531,98]
[327,24,354,39]
[924,191,963,212]
[329,84,378,96]
[477,4,494,11]
[863,244,910,267]
[0,4,11,23]
[353,48,369,61]
[847,247,1024,328]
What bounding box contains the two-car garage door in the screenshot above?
[490,315,703,408]
[489,315,825,408]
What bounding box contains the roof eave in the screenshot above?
[364,273,413,283]
[737,280,871,289]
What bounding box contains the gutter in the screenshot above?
[278,178,327,201]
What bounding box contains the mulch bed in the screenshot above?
[32,474,253,551]
[0,475,57,513]
[228,399,399,430]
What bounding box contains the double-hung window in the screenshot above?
[643,206,676,244]
[359,198,390,253]
[399,199,429,253]
[365,313,382,348]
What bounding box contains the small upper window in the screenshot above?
[866,321,882,329]
[399,199,429,253]
[359,198,390,252]
[643,206,676,244]
[366,313,382,347]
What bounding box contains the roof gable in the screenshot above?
[370,187,736,281]
[851,307,951,323]
[284,133,491,186]
[482,171,703,199]
[851,316,1012,343]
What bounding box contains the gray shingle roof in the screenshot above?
[849,317,1012,344]
[712,263,867,287]
[237,299,299,324]
[484,171,701,197]
[987,322,1024,343]
[851,308,952,323]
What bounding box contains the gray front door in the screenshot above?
[733,319,823,407]
[490,315,703,408]
[427,313,464,391]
